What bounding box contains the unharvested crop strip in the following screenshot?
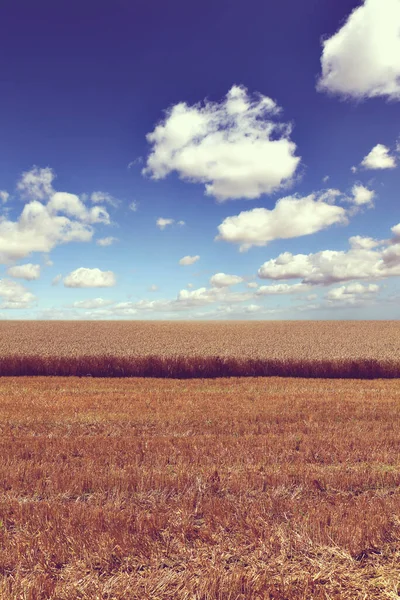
[0,354,399,378]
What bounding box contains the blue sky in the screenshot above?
[0,0,399,319]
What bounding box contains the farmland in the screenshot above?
[0,320,399,377]
[1,375,400,599]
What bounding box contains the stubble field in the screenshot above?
[1,375,400,599]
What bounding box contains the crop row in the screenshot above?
[0,354,399,377]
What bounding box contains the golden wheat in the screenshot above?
[0,321,399,377]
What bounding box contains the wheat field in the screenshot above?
[0,321,399,377]
[1,376,400,599]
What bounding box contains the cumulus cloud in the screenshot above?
[64,268,116,288]
[156,217,175,230]
[0,201,92,263]
[325,282,379,304]
[258,225,400,285]
[179,255,200,266]
[176,287,216,307]
[257,282,310,295]
[102,286,253,315]
[0,191,9,203]
[0,168,112,264]
[349,184,375,206]
[349,235,382,249]
[47,192,110,224]
[216,190,348,251]
[96,236,118,247]
[6,263,41,281]
[91,306,137,318]
[317,0,400,100]
[0,279,36,309]
[391,223,400,240]
[243,304,262,313]
[361,144,397,169]
[71,298,115,309]
[90,191,120,208]
[143,85,301,201]
[247,282,258,289]
[209,273,243,287]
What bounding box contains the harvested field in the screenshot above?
[1,376,400,599]
[0,320,399,377]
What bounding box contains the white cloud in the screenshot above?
[325,282,379,305]
[317,0,400,100]
[0,200,93,263]
[361,144,396,169]
[258,226,400,285]
[349,235,382,249]
[48,192,110,224]
[156,217,175,230]
[247,282,258,289]
[243,304,262,313]
[177,287,252,308]
[259,252,312,280]
[143,85,301,201]
[64,268,116,288]
[209,273,243,287]
[351,166,357,174]
[257,282,310,295]
[0,279,36,309]
[177,220,186,226]
[148,284,158,292]
[216,190,348,251]
[176,287,216,307]
[350,184,375,206]
[17,166,55,200]
[322,175,330,183]
[6,263,41,281]
[94,306,137,317]
[391,223,400,240]
[96,236,118,247]
[0,169,112,264]
[72,298,115,309]
[0,191,9,203]
[109,285,253,315]
[90,191,120,208]
[129,201,138,212]
[179,255,200,266]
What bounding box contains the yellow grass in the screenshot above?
[1,376,400,598]
[0,321,399,377]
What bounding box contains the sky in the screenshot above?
[0,0,399,320]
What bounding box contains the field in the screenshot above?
[0,321,399,377]
[1,376,400,599]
